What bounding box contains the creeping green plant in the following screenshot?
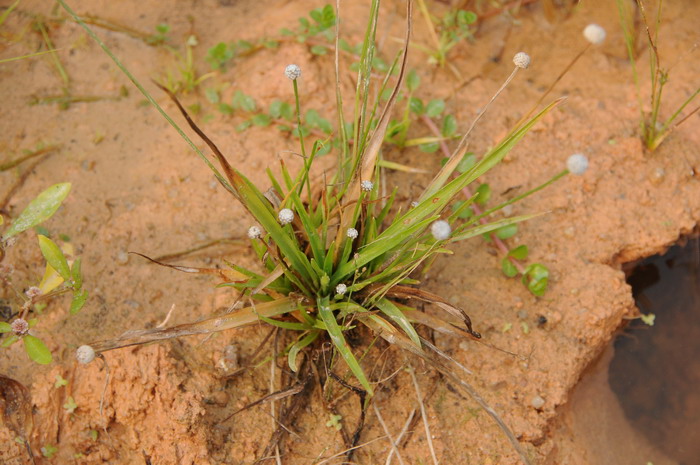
[1,183,87,364]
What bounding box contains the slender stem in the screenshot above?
[0,145,60,172]
[514,44,590,129]
[422,115,525,274]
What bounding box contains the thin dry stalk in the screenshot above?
[407,364,438,465]
[373,403,407,465]
[385,408,416,465]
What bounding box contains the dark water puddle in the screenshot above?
[558,239,700,465]
[610,238,700,465]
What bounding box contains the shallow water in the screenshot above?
[610,238,700,465]
[558,238,700,465]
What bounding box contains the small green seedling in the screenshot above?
[415,0,477,74]
[158,35,214,95]
[1,183,88,365]
[617,0,700,151]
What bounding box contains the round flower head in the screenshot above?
[567,153,589,175]
[346,227,358,239]
[513,52,531,69]
[25,286,42,299]
[583,23,606,45]
[11,318,29,336]
[76,345,96,364]
[431,220,452,241]
[278,208,295,225]
[284,64,301,80]
[335,283,347,295]
[247,225,262,239]
[410,201,419,208]
[360,180,374,192]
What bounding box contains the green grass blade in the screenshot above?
[451,213,541,242]
[375,298,421,347]
[288,331,319,372]
[317,296,373,396]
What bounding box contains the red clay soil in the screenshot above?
[1,0,699,463]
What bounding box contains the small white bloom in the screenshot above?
[583,24,606,45]
[335,283,347,295]
[11,318,29,336]
[513,52,531,69]
[278,208,295,225]
[76,345,96,365]
[567,153,589,175]
[431,220,451,241]
[284,64,301,80]
[360,180,374,192]
[346,228,358,239]
[410,201,419,208]
[247,225,262,239]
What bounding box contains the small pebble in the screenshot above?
[531,395,545,409]
[116,251,129,265]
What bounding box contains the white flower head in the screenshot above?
[410,201,419,208]
[346,228,358,239]
[360,180,374,192]
[11,318,29,336]
[76,345,96,365]
[247,225,262,239]
[513,52,531,69]
[335,283,347,295]
[284,64,301,80]
[431,220,452,241]
[278,208,295,225]
[583,24,606,45]
[567,153,589,175]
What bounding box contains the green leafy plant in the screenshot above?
[0,183,87,364]
[60,1,578,462]
[415,0,477,74]
[617,0,700,151]
[157,34,214,95]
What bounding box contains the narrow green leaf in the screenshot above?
[317,297,373,396]
[288,331,319,372]
[3,183,71,240]
[37,235,71,280]
[69,289,88,315]
[375,298,420,347]
[24,335,53,364]
[71,257,83,290]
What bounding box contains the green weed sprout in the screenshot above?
[157,34,214,95]
[61,1,566,462]
[0,183,88,364]
[617,0,700,151]
[415,0,477,75]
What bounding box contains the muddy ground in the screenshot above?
[1,0,699,463]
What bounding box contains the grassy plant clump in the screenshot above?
[59,0,574,461]
[0,183,87,364]
[617,0,700,151]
